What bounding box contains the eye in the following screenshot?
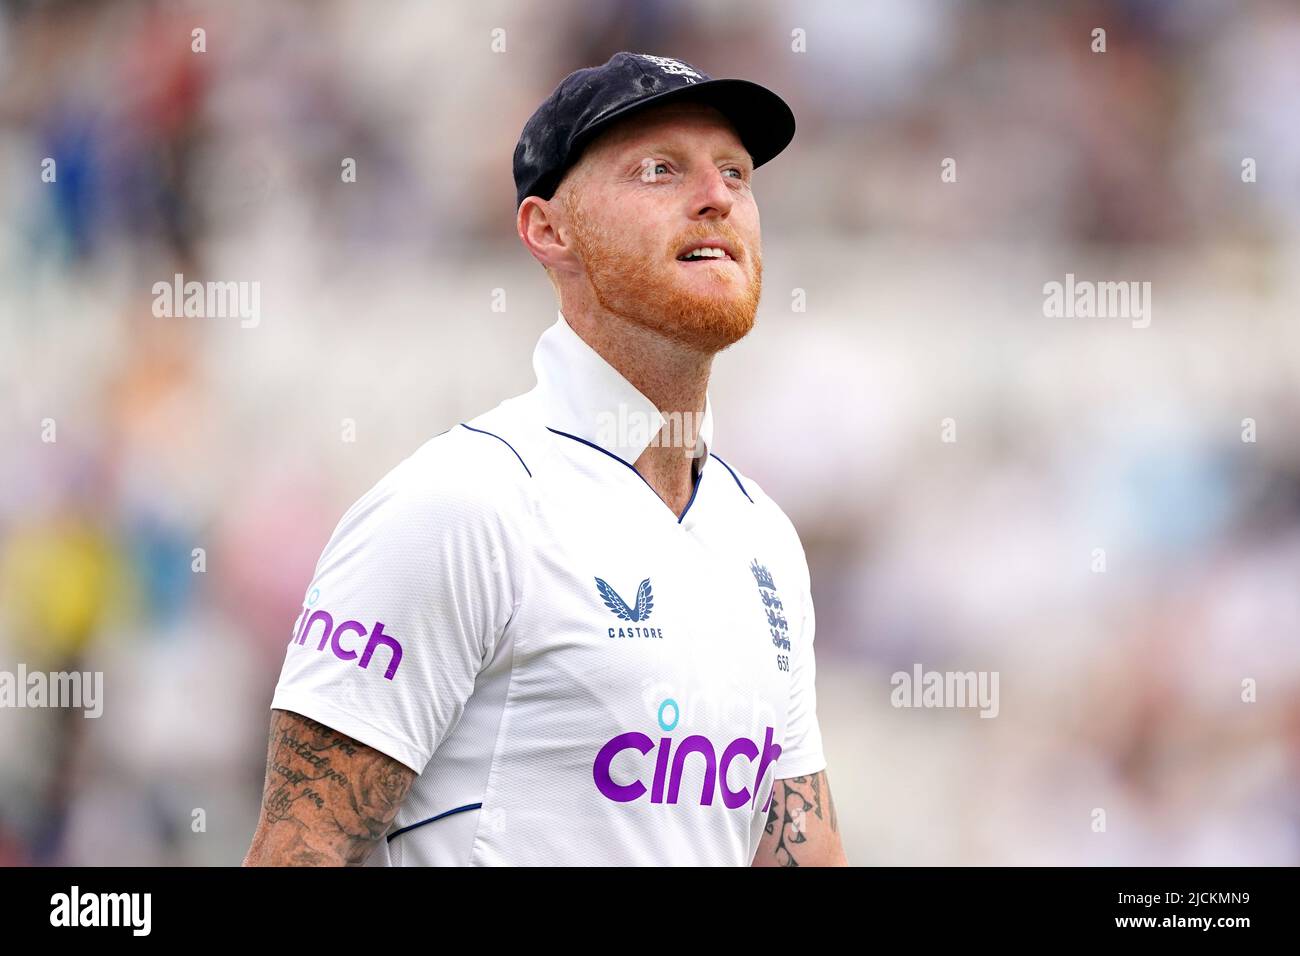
[723,167,743,179]
[641,159,671,180]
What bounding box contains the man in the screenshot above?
[244,52,847,867]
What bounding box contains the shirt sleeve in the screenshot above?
[270,448,518,774]
[773,539,827,779]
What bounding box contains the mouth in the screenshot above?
[675,239,739,264]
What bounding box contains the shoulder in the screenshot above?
[333,403,538,545]
[406,410,536,494]
[707,453,810,587]
[706,452,797,539]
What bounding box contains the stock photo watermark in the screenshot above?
[1043,272,1152,329]
[151,273,261,328]
[594,403,707,457]
[0,665,103,718]
[50,886,150,936]
[890,663,1000,718]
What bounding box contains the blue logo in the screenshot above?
[657,698,679,731]
[595,577,654,622]
[751,559,791,668]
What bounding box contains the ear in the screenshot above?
[517,196,582,275]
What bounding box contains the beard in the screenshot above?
[565,194,762,354]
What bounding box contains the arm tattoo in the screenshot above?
[762,769,839,867]
[244,709,415,866]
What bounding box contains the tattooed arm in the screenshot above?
[751,768,848,867]
[243,708,416,866]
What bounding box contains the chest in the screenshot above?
[505,478,800,760]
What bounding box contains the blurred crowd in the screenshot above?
[1,0,1298,865]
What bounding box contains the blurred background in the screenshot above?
[2,0,1299,865]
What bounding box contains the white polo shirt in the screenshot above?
[270,311,826,866]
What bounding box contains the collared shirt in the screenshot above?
[271,311,826,866]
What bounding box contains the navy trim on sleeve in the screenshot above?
[460,423,532,477]
[709,453,754,504]
[387,802,484,843]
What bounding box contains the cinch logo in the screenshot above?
[290,606,403,680]
[593,699,781,811]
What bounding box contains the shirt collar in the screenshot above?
[532,311,714,471]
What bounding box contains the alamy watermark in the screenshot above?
[595,403,706,458]
[50,886,150,936]
[0,665,103,718]
[152,273,261,328]
[890,663,999,718]
[1043,272,1151,328]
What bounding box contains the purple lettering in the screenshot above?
[592,724,782,812]
[650,737,672,803]
[750,726,782,810]
[593,732,653,802]
[290,609,404,681]
[291,608,308,645]
[302,610,334,650]
[331,620,366,661]
[719,738,760,809]
[667,735,718,806]
[359,621,403,679]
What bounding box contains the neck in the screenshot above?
[562,305,712,514]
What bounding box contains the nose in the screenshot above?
[687,166,734,221]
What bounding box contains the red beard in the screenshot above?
[566,195,763,354]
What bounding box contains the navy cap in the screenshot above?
[513,52,796,210]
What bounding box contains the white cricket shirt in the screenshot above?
[270,311,826,866]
